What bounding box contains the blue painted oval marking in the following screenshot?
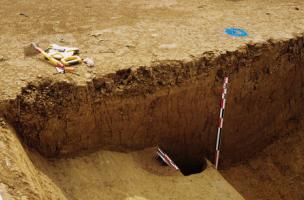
[225,28,248,37]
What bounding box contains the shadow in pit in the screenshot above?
[132,146,207,176]
[155,147,208,176]
[169,155,208,176]
[177,158,208,176]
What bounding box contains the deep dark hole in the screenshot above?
[157,148,208,176]
[177,158,208,176]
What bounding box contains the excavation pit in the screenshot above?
[1,0,304,199]
[1,34,303,199]
[8,35,304,168]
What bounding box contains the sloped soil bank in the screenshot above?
[222,125,304,200]
[2,36,304,174]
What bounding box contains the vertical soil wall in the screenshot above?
[4,36,304,168]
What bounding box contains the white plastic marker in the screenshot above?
[0,194,3,200]
[215,77,229,169]
[157,147,179,170]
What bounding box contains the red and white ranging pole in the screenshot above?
[157,147,179,170]
[215,77,229,170]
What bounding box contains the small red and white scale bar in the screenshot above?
[215,77,229,169]
[157,147,179,170]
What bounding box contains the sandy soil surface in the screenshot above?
[0,124,244,200]
[30,149,244,200]
[1,0,304,102]
[0,122,66,200]
[222,126,304,200]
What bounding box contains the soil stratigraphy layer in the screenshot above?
[222,126,304,200]
[0,0,304,168]
[6,36,304,169]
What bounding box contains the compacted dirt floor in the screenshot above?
[30,148,243,200]
[0,124,244,200]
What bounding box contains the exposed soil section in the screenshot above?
[222,123,304,200]
[0,124,66,200]
[0,0,304,199]
[4,36,304,169]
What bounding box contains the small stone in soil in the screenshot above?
[0,56,7,62]
[19,13,29,17]
[0,118,7,128]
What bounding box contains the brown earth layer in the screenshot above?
[222,124,304,200]
[3,36,304,168]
